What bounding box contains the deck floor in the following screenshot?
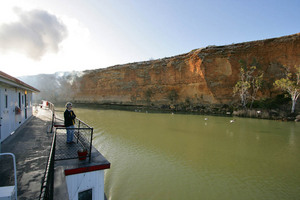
[55,131,90,161]
[0,109,53,199]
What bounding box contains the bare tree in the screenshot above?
[233,67,251,107]
[233,60,263,108]
[274,65,300,113]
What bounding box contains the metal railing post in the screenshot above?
[51,112,54,133]
[89,128,93,162]
[50,103,55,133]
[77,120,81,144]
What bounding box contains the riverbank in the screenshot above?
[232,108,300,121]
[54,102,300,121]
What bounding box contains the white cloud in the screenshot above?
[0,7,67,60]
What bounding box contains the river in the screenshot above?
[73,106,300,200]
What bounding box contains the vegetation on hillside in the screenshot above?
[233,60,299,118]
[273,65,300,113]
[233,59,264,109]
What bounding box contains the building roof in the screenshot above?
[0,71,40,92]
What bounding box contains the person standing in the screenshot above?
[64,102,76,144]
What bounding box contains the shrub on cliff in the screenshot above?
[168,89,179,104]
[251,94,290,109]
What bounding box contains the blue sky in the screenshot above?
[0,0,299,77]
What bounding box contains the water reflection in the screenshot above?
[289,125,296,147]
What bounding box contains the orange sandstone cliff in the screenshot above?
[73,33,300,108]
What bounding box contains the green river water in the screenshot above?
[73,106,300,200]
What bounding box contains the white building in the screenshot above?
[0,71,39,143]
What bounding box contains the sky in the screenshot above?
[0,0,299,77]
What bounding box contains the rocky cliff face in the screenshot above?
[19,33,300,110]
[73,33,300,108]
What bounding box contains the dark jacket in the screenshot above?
[64,109,76,127]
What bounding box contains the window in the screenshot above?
[5,95,8,108]
[78,188,92,200]
[19,92,21,108]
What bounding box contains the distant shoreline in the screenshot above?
[52,102,300,122]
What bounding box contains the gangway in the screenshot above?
[0,153,17,200]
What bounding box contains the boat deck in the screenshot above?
[1,107,110,200]
[0,108,53,199]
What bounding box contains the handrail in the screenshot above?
[0,153,18,200]
[76,117,92,128]
[46,101,55,133]
[39,127,56,200]
[52,109,92,130]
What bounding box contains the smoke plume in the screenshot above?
[0,7,68,60]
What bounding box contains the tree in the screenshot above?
[250,71,264,108]
[233,67,251,108]
[233,60,263,108]
[273,65,300,113]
